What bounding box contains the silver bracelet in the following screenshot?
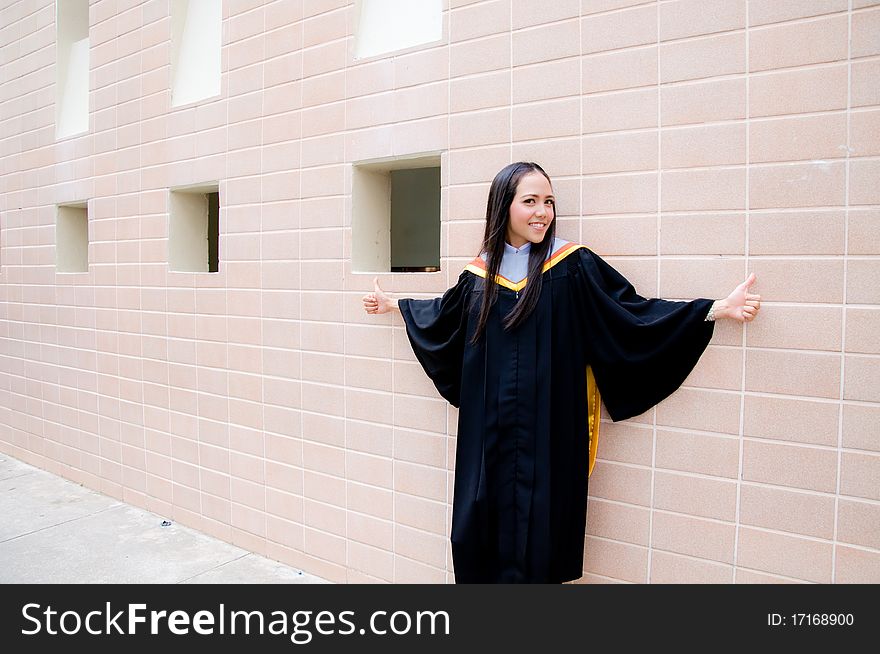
[705,302,716,322]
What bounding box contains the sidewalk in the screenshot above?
[0,453,329,584]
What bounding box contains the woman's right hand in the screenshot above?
[362,277,397,314]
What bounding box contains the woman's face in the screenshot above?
[506,172,555,249]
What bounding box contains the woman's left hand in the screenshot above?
[718,272,761,322]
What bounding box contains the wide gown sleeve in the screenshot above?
[398,272,474,409]
[574,247,715,422]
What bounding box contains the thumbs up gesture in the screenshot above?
[362,277,397,314]
[718,272,761,323]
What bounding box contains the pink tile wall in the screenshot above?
[0,0,878,584]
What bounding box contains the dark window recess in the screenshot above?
[207,191,219,273]
[390,167,440,273]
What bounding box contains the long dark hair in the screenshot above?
[471,162,556,344]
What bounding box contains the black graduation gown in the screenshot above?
[398,243,715,583]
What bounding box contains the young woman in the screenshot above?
[362,162,761,584]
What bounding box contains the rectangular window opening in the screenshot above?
[171,0,222,107]
[169,184,220,273]
[352,154,441,273]
[354,0,443,60]
[56,0,90,139]
[56,202,89,273]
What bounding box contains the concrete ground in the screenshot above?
[0,452,329,584]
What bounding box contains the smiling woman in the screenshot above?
[504,173,555,248]
[362,161,761,584]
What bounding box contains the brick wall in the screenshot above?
[1,0,878,583]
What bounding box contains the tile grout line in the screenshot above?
[344,0,352,584]
[732,0,750,584]
[646,0,661,584]
[298,2,306,576]
[831,0,854,585]
[258,0,268,565]
[445,0,453,584]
